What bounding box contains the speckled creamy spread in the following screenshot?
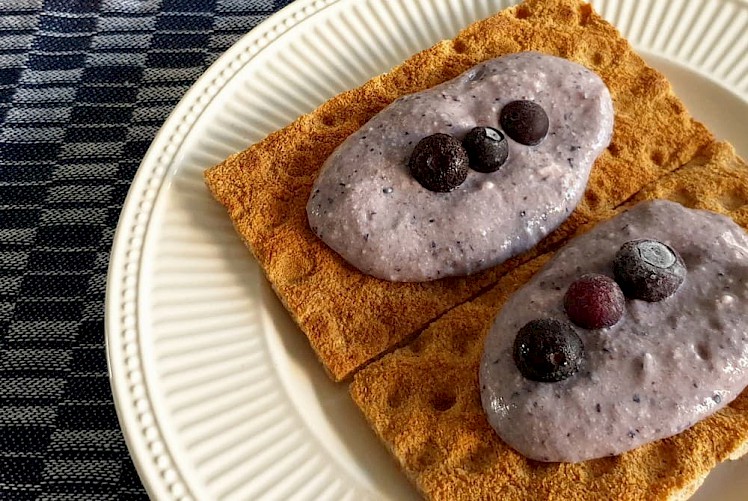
[480,200,748,463]
[307,52,614,281]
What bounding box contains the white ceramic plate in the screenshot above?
[106,0,748,499]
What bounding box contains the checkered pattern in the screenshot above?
[0,0,294,498]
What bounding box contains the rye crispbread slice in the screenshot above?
[204,0,713,380]
[349,141,748,500]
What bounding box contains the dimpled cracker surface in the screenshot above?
[204,0,712,381]
[350,142,748,500]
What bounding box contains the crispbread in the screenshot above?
[204,0,712,381]
[349,142,748,500]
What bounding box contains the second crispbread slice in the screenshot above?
[204,0,713,381]
[350,141,748,500]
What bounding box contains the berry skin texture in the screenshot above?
[564,274,625,329]
[499,100,549,146]
[613,239,686,302]
[408,133,469,192]
[462,126,509,173]
[513,318,585,383]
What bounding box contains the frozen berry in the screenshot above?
[408,133,469,192]
[613,239,686,302]
[500,100,549,146]
[564,274,625,329]
[513,318,584,382]
[462,126,509,173]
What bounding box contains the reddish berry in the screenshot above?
[564,273,625,329]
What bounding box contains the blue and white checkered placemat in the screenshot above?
[0,1,294,497]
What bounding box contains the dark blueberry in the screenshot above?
[513,318,585,383]
[563,274,625,329]
[499,100,549,146]
[462,126,509,172]
[408,133,468,192]
[613,239,686,301]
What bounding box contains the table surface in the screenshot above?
[0,1,294,498]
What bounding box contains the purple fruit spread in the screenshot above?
[480,200,748,462]
[307,52,614,281]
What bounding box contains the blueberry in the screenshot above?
[408,133,469,192]
[513,318,585,383]
[564,274,625,329]
[462,126,509,173]
[500,100,549,146]
[613,239,686,301]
